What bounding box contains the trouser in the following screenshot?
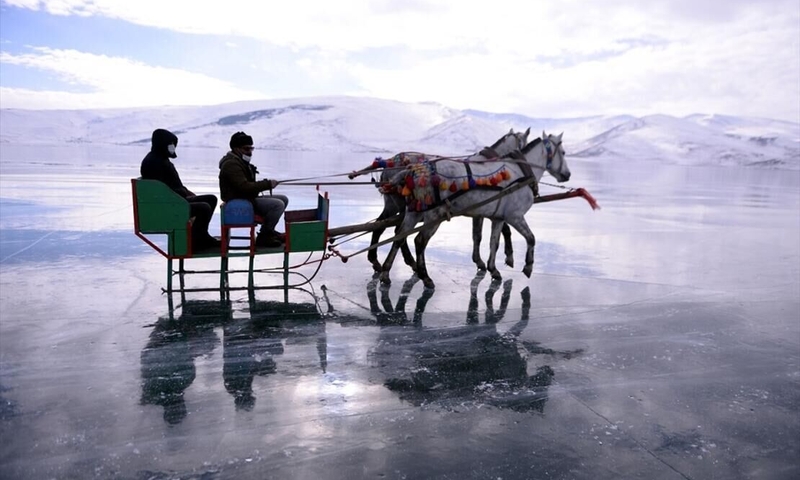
[187,194,218,242]
[253,194,288,233]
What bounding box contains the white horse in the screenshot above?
[379,132,571,289]
[350,128,530,273]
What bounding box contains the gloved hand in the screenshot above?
[258,179,278,192]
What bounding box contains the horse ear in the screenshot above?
[524,127,530,137]
[542,130,547,139]
[509,128,514,134]
[557,132,563,141]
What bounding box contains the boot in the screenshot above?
[256,230,283,248]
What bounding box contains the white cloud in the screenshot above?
[4,0,791,54]
[0,47,266,109]
[1,0,798,120]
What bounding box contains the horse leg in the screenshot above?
[471,217,487,271]
[379,214,417,285]
[501,222,514,268]
[391,197,417,273]
[486,219,506,280]
[399,238,417,273]
[504,216,536,277]
[413,217,443,289]
[368,226,386,273]
[369,196,403,272]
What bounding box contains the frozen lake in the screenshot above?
[1,144,799,479]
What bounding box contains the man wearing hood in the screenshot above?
[140,128,220,251]
[218,132,288,248]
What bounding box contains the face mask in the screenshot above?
[167,144,176,156]
[241,154,251,163]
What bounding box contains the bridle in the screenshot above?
[543,137,562,170]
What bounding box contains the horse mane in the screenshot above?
[520,138,542,155]
[488,133,514,150]
[503,150,526,160]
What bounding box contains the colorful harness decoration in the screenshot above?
[372,152,433,169]
[395,161,514,212]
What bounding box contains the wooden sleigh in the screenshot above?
[131,178,330,297]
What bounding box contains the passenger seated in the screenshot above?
[218,132,288,248]
[140,128,221,251]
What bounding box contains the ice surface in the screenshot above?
[0,137,798,479]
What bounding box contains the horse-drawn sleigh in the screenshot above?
[132,129,599,297]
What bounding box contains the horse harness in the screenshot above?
[425,150,541,219]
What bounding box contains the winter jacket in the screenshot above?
[218,151,274,202]
[140,129,192,198]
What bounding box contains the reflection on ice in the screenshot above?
[140,301,228,424]
[331,273,584,413]
[140,297,328,424]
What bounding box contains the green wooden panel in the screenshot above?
[133,179,192,257]
[135,180,191,233]
[169,230,190,256]
[287,221,326,252]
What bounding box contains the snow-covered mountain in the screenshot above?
[571,114,799,168]
[1,96,798,168]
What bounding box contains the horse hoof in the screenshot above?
[422,279,435,290]
[490,270,503,281]
[523,266,532,278]
[505,257,514,268]
[474,261,487,271]
[371,263,381,273]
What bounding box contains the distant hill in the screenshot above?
[1,96,797,168]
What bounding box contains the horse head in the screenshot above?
[489,127,531,156]
[541,131,570,182]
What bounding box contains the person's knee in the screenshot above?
[191,202,212,220]
[255,199,285,214]
[199,194,218,211]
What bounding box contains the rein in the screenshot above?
[277,171,358,185]
[274,139,557,188]
[279,181,379,186]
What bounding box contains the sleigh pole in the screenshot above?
[327,216,401,239]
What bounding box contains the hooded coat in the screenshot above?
[140,129,192,198]
[218,152,273,202]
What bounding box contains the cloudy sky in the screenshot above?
[1,0,798,121]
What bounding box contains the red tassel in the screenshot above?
[449,182,457,192]
[578,188,601,210]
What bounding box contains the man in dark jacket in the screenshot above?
[218,131,288,248]
[141,128,220,251]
